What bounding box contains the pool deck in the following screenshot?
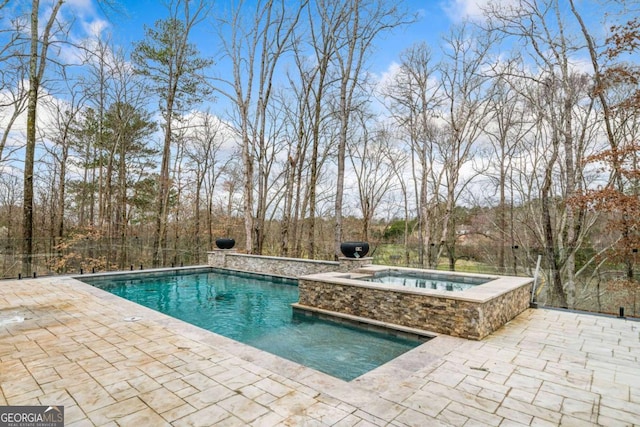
[1,276,639,426]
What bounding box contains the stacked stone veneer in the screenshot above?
[207,250,533,340]
[207,249,372,278]
[297,276,533,340]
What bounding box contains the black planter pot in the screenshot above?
[215,238,235,250]
[340,241,369,258]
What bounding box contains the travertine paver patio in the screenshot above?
[1,275,639,426]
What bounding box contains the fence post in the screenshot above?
[530,254,542,307]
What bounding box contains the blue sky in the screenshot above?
[59,0,614,92]
[0,0,617,152]
[33,0,467,129]
[2,0,464,159]
[65,0,466,77]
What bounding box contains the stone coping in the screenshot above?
[300,266,534,304]
[208,250,374,278]
[71,265,213,280]
[208,251,374,266]
[214,251,340,265]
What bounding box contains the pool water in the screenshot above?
[363,271,489,291]
[85,270,423,381]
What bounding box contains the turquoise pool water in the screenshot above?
[363,270,489,291]
[84,269,423,381]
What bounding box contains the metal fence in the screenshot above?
[2,238,637,319]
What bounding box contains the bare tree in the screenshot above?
[215,0,307,254]
[0,174,20,276]
[434,24,495,270]
[42,79,87,246]
[287,0,350,258]
[20,0,66,275]
[484,0,602,307]
[281,19,344,258]
[347,117,397,241]
[83,38,109,229]
[381,42,441,266]
[331,0,410,259]
[0,67,28,165]
[275,85,310,257]
[0,0,27,164]
[483,60,532,273]
[184,111,228,259]
[569,0,640,282]
[385,134,411,264]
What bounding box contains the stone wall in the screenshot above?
[207,251,533,340]
[207,250,372,278]
[297,278,532,340]
[476,282,532,338]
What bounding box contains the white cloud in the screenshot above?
[568,56,595,75]
[444,0,487,22]
[0,82,72,137]
[53,0,111,66]
[442,0,486,22]
[64,0,96,17]
[61,0,110,39]
[442,0,517,23]
[82,18,109,38]
[179,110,238,155]
[375,61,402,93]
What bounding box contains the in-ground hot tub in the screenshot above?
[295,265,534,340]
[360,268,491,291]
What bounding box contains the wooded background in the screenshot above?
[1,0,638,317]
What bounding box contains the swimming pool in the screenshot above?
[362,270,489,291]
[83,269,424,381]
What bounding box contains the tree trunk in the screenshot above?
[118,129,127,269]
[56,140,69,242]
[152,84,175,266]
[541,145,567,308]
[22,0,64,275]
[241,128,254,253]
[498,147,506,271]
[194,172,202,263]
[22,2,40,276]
